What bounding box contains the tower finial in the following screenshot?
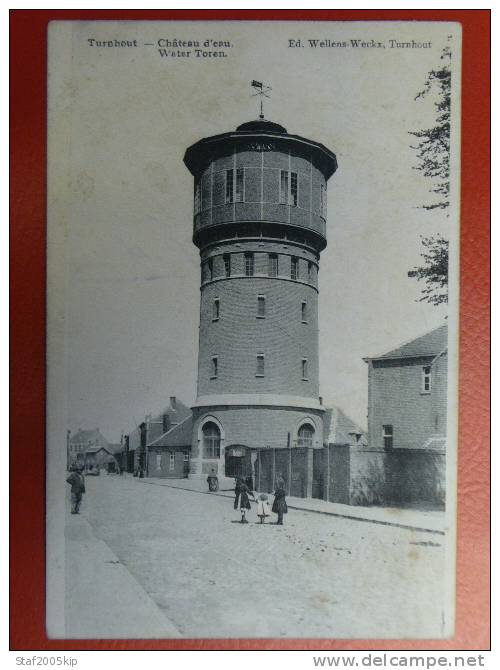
[251,80,272,120]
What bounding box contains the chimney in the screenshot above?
[170,396,177,410]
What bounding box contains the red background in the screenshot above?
[10,9,490,651]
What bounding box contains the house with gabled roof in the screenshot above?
[359,323,448,507]
[147,415,193,478]
[124,396,192,474]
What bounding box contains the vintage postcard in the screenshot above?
[46,20,461,640]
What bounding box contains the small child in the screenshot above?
[256,493,271,524]
[238,481,253,523]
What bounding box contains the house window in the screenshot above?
[268,253,278,277]
[308,261,313,282]
[257,295,266,318]
[211,356,218,379]
[301,301,308,323]
[183,452,190,462]
[291,257,299,281]
[194,180,202,214]
[422,366,432,393]
[383,425,393,450]
[320,184,327,218]
[225,169,233,203]
[298,423,315,448]
[156,453,162,470]
[207,258,213,281]
[245,252,254,276]
[202,422,221,458]
[212,298,220,321]
[169,453,175,470]
[226,168,245,203]
[223,253,231,277]
[280,170,298,205]
[256,354,265,377]
[301,358,308,380]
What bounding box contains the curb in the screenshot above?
[137,478,445,535]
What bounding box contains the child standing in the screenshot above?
[238,481,254,523]
[256,493,271,524]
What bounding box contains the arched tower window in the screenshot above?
[202,422,221,458]
[297,423,315,448]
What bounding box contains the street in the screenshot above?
[69,475,448,639]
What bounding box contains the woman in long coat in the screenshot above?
[272,482,288,525]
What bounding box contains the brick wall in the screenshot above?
[197,270,320,398]
[322,445,445,508]
[147,448,189,479]
[367,354,448,450]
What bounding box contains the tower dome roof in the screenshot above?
[236,119,287,134]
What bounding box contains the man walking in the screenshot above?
[66,464,86,514]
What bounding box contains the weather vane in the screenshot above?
[251,80,272,119]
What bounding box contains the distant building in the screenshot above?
[124,397,191,475]
[68,428,109,468]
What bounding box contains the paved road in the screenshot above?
[77,475,448,639]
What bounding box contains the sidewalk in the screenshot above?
[64,508,180,638]
[137,476,446,534]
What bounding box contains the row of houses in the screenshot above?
[69,323,447,509]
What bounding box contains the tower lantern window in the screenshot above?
[225,168,245,203]
[245,252,254,277]
[223,254,231,277]
[280,170,298,206]
[235,168,244,202]
[291,257,299,281]
[194,180,202,214]
[290,172,298,206]
[280,170,289,204]
[225,169,233,203]
[268,253,278,277]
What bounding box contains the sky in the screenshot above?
[48,20,460,441]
